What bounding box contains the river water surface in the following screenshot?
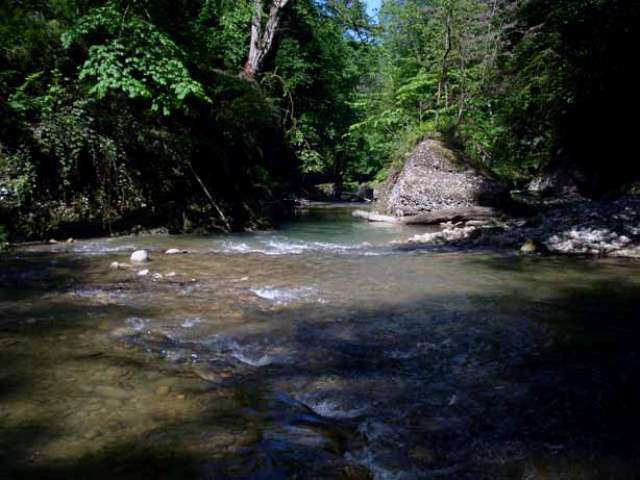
[1,204,640,479]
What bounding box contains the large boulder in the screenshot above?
[376,139,508,215]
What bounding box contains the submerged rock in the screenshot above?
[520,239,539,254]
[376,139,507,215]
[130,249,149,263]
[137,269,149,277]
[110,262,132,270]
[165,248,184,255]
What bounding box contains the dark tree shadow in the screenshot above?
[1,251,640,479]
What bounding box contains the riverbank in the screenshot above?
[394,196,640,258]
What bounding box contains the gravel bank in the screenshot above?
[397,197,640,258]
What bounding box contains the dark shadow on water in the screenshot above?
[1,251,640,479]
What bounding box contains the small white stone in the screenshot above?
[110,262,120,269]
[152,273,163,280]
[165,272,177,277]
[164,248,182,255]
[520,239,538,254]
[137,269,149,277]
[130,250,149,263]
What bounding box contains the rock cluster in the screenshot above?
[110,248,192,281]
[399,197,640,258]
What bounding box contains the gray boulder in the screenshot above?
[376,139,508,215]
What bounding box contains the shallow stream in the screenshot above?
[1,204,639,479]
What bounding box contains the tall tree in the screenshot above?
[242,0,293,79]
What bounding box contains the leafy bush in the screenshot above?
[0,0,300,239]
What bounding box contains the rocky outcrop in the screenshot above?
[376,139,508,215]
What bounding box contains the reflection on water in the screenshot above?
[1,204,640,479]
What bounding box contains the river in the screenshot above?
[1,203,639,479]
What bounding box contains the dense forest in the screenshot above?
[1,0,638,242]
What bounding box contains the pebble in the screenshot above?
[165,271,177,277]
[164,248,184,255]
[137,269,149,277]
[130,250,149,263]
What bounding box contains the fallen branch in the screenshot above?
[184,159,231,232]
[353,206,500,225]
[352,210,399,223]
[400,207,499,225]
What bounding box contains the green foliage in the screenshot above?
[269,0,376,186]
[0,148,36,204]
[193,0,253,69]
[2,0,633,241]
[62,2,208,116]
[346,0,495,179]
[348,0,639,190]
[0,0,298,239]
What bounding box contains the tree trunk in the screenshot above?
[352,210,399,223]
[353,206,501,225]
[242,0,292,80]
[400,207,499,225]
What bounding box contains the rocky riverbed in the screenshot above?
[397,196,640,258]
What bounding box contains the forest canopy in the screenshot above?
[1,0,638,240]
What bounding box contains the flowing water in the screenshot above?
[1,203,640,479]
